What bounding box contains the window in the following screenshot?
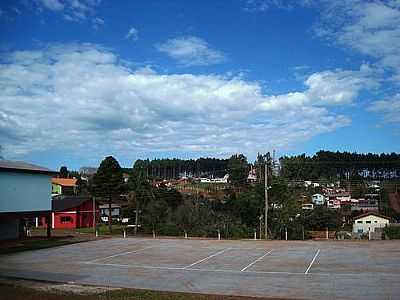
[374,221,378,223]
[60,216,73,223]
[366,221,371,224]
[357,221,363,223]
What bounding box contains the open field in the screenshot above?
[0,238,400,300]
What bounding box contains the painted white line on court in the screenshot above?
[240,249,273,272]
[183,248,231,269]
[83,261,304,275]
[86,261,185,270]
[88,246,153,263]
[305,249,320,274]
[81,261,400,278]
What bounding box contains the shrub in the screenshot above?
[384,225,400,239]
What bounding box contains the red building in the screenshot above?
[40,196,99,229]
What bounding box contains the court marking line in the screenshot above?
[305,249,320,274]
[85,261,185,270]
[240,249,273,272]
[80,261,400,277]
[88,246,153,263]
[183,247,231,269]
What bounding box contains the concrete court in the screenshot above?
[0,238,400,300]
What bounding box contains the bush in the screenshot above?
[157,223,182,236]
[384,225,400,239]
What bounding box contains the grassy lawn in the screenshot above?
[0,282,290,300]
[0,237,88,255]
[76,224,126,235]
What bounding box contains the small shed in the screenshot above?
[353,212,390,234]
[40,196,99,229]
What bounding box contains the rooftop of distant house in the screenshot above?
[353,212,391,221]
[52,195,92,212]
[52,177,77,187]
[0,160,58,175]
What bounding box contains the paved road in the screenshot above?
[1,238,400,300]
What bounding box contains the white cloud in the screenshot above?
[156,36,225,66]
[0,44,373,159]
[258,65,379,111]
[38,0,64,11]
[242,0,310,12]
[126,27,139,41]
[315,1,400,78]
[34,0,102,25]
[369,93,400,123]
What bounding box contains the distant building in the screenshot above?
[51,177,77,196]
[99,203,122,222]
[327,199,341,209]
[122,173,130,183]
[312,194,326,205]
[302,203,314,210]
[351,198,379,212]
[353,212,390,234]
[304,181,320,188]
[39,196,98,229]
[247,167,257,183]
[199,174,229,184]
[0,160,57,240]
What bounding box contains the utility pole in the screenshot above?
[265,163,268,240]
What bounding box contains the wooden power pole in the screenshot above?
[265,163,268,240]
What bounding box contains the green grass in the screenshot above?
[0,238,84,255]
[0,283,286,300]
[76,224,126,235]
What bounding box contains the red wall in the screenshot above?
[40,200,99,229]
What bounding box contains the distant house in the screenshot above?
[351,199,379,212]
[312,194,326,205]
[302,203,314,210]
[247,167,257,183]
[51,178,77,196]
[327,199,341,209]
[353,212,390,234]
[122,173,130,183]
[40,196,98,229]
[0,160,57,240]
[99,203,122,222]
[199,174,229,184]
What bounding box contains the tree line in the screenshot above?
[133,157,229,179]
[280,151,400,181]
[90,154,341,238]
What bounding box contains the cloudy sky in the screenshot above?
[0,0,399,169]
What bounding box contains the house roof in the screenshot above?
[353,212,391,221]
[52,195,93,212]
[99,203,121,209]
[0,160,58,175]
[52,177,77,187]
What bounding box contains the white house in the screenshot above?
[99,203,122,222]
[327,199,341,209]
[312,194,326,205]
[0,160,57,240]
[353,212,390,234]
[302,203,314,210]
[200,174,229,183]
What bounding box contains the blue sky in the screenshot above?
[0,0,399,170]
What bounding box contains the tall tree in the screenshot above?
[59,166,68,178]
[92,156,124,233]
[128,164,154,235]
[227,154,249,186]
[143,197,168,236]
